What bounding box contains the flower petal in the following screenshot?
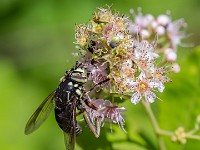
[157,82,165,92]
[131,92,142,104]
[144,91,156,103]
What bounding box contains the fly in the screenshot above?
[24,62,103,150]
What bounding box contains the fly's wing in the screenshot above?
[63,130,75,150]
[24,92,55,135]
[63,96,77,150]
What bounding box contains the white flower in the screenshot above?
[123,59,133,68]
[134,40,159,60]
[167,19,187,49]
[127,23,139,35]
[133,40,159,71]
[151,67,172,92]
[128,72,162,104]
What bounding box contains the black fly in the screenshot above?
[24,62,101,150]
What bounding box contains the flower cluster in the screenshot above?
[171,127,187,144]
[74,6,186,131]
[128,8,187,64]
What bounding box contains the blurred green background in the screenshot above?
[0,0,200,150]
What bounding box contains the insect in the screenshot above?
[109,41,119,49]
[24,62,103,150]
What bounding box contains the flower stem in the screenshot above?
[186,134,200,140]
[141,100,166,150]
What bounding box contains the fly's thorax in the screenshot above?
[69,67,87,83]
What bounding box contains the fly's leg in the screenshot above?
[80,78,110,138]
[83,78,110,110]
[87,78,110,93]
[83,111,101,138]
[75,108,101,138]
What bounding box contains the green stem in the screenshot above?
[141,100,200,147]
[186,124,199,135]
[158,129,173,137]
[141,100,166,150]
[186,134,200,140]
[186,129,198,135]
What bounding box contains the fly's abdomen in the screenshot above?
[54,77,83,134]
[54,99,82,135]
[54,101,71,132]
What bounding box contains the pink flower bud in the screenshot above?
[156,26,165,35]
[157,14,171,26]
[141,29,150,38]
[164,48,177,62]
[171,63,181,73]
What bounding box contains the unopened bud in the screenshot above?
[156,26,165,35]
[164,48,177,62]
[171,63,181,73]
[157,14,171,26]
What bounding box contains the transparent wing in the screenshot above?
[63,98,77,150]
[24,92,55,135]
[63,130,75,150]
